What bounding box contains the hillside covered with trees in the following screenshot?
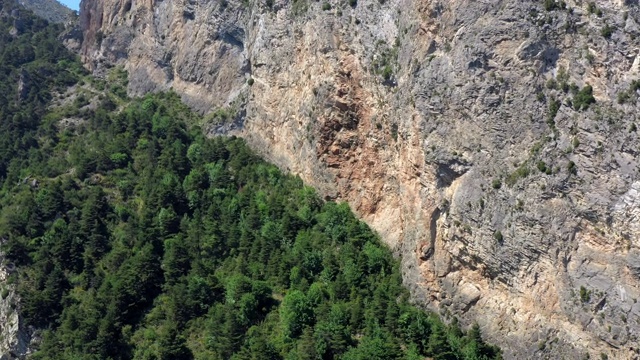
[0,2,501,359]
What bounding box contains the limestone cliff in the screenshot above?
[78,0,640,358]
[0,255,31,360]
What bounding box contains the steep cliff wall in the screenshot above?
[78,0,640,358]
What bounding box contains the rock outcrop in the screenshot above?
[0,255,31,360]
[77,0,640,358]
[18,0,75,23]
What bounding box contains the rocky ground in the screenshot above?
[18,0,75,23]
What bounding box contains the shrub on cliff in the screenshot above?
[573,85,595,111]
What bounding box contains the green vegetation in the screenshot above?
[0,1,85,188]
[493,231,504,244]
[544,0,566,11]
[573,85,595,111]
[617,90,631,104]
[505,164,530,187]
[600,24,614,39]
[536,161,546,173]
[556,66,570,93]
[572,137,580,149]
[547,99,560,126]
[587,2,602,17]
[491,179,502,189]
[2,92,503,360]
[373,41,398,83]
[616,80,640,104]
[579,286,591,303]
[292,0,308,16]
[0,3,501,360]
[390,123,398,141]
[537,161,552,175]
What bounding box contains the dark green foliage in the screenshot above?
[381,65,393,80]
[544,0,566,11]
[505,165,530,187]
[537,161,547,173]
[373,43,397,83]
[537,161,552,175]
[280,290,314,338]
[0,1,84,187]
[322,2,331,10]
[617,90,630,104]
[390,123,398,141]
[292,0,308,15]
[548,98,560,120]
[618,80,640,104]
[601,24,614,39]
[0,5,501,360]
[573,85,595,111]
[579,286,591,303]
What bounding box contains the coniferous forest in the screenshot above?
[0,2,501,359]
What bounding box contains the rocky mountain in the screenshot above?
[18,0,74,23]
[77,0,640,358]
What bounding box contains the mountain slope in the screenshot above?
[18,0,74,23]
[0,1,83,356]
[77,0,640,358]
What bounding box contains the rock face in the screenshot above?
[18,0,74,23]
[79,0,248,112]
[78,0,640,358]
[0,255,31,360]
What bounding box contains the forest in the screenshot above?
[0,2,501,359]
